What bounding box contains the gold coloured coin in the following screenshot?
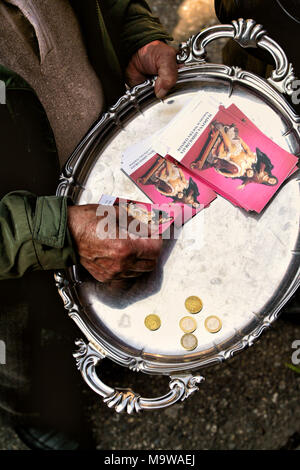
[179,316,197,333]
[204,315,222,333]
[180,333,198,351]
[144,314,161,331]
[185,296,203,314]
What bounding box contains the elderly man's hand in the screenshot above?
[125,40,178,99]
[68,204,162,283]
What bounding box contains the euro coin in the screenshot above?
[180,333,198,351]
[179,316,197,333]
[144,314,161,331]
[204,315,222,333]
[185,296,203,314]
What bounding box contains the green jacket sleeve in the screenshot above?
[100,0,173,69]
[119,0,173,66]
[0,191,77,280]
[71,0,173,106]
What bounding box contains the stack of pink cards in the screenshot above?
[121,135,217,227]
[152,95,299,213]
[99,194,181,237]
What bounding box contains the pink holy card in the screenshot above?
[121,136,217,226]
[155,103,298,213]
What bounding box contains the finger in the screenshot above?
[94,204,139,240]
[116,204,156,238]
[132,237,163,261]
[95,252,158,275]
[117,270,145,279]
[125,50,148,87]
[127,258,157,272]
[125,66,147,87]
[93,248,158,275]
[118,214,150,237]
[106,279,134,292]
[155,50,178,99]
[81,258,114,283]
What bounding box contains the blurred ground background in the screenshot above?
[1,0,300,451]
[149,0,227,63]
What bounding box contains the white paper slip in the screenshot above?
[121,135,158,175]
[99,194,118,206]
[152,92,228,162]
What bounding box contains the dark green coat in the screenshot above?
[0,0,172,280]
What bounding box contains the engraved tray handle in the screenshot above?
[74,339,204,414]
[177,18,297,97]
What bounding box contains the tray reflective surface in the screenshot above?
[62,74,299,369]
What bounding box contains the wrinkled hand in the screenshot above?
[125,40,178,99]
[68,204,162,283]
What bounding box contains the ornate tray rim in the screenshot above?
[55,19,300,413]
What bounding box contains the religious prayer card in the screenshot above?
[121,135,217,226]
[152,94,298,213]
[99,194,180,236]
[225,103,299,179]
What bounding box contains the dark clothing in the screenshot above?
[253,148,274,175]
[70,0,172,107]
[0,0,172,282]
[215,0,300,113]
[0,0,171,424]
[215,0,300,73]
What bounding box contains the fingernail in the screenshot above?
[156,88,168,100]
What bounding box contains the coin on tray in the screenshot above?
[185,296,203,314]
[179,316,197,333]
[144,314,161,331]
[204,315,222,333]
[181,333,198,351]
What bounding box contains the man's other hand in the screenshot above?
[125,40,178,99]
[67,204,162,283]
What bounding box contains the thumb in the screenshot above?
[154,52,178,99]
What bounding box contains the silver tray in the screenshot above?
[55,19,300,414]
